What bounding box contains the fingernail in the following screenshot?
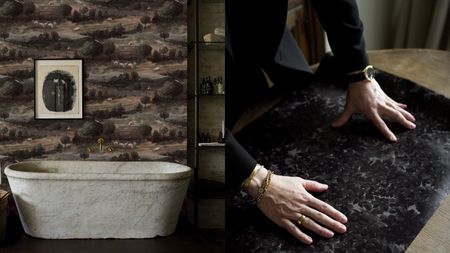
[307,237,313,244]
[340,224,347,232]
[342,216,348,223]
[409,123,416,129]
[323,184,329,189]
[328,231,335,238]
[391,136,397,142]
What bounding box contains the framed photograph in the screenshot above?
[34,59,84,119]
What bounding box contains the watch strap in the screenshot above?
[343,72,367,84]
[342,65,375,84]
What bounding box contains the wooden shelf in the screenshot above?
[200,0,224,3]
[198,142,225,147]
[198,94,225,97]
[198,42,225,51]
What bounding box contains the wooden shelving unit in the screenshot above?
[187,0,225,229]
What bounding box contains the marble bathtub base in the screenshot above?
[11,180,187,239]
[227,71,450,253]
[5,161,192,239]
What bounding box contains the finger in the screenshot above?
[281,219,313,244]
[382,105,415,129]
[308,197,348,224]
[386,100,414,122]
[388,97,408,109]
[331,106,353,128]
[368,111,397,142]
[386,96,407,108]
[302,180,328,192]
[302,206,347,234]
[299,214,334,238]
[395,105,415,122]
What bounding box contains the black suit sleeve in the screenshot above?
[225,0,370,188]
[225,129,257,188]
[226,0,288,66]
[311,0,369,75]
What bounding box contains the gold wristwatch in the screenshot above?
[344,65,375,83]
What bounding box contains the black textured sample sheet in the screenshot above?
[227,71,450,253]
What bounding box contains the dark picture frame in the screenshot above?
[34,59,84,120]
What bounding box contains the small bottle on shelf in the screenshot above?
[213,77,218,95]
[217,76,224,94]
[217,131,224,143]
[199,77,204,95]
[198,133,205,143]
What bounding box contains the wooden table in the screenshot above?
[369,49,450,98]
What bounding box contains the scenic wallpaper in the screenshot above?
[0,0,187,164]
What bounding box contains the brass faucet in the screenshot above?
[87,138,113,154]
[97,138,105,152]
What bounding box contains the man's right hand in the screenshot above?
[247,167,348,244]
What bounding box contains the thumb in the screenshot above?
[332,106,353,128]
[303,179,328,192]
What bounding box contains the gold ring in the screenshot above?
[297,214,306,226]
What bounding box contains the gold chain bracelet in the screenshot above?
[252,170,273,204]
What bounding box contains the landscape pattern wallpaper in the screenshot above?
[0,0,187,164]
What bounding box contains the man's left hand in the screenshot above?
[331,79,415,141]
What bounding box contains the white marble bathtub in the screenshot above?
[4,161,193,239]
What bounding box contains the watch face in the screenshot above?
[365,66,375,80]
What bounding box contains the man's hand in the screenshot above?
[332,79,415,141]
[247,168,348,244]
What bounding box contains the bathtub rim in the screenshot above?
[4,161,193,181]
